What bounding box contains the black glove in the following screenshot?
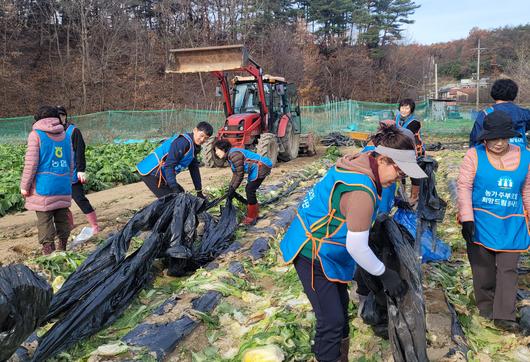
[461,221,475,243]
[227,186,236,201]
[379,268,408,298]
[196,190,206,199]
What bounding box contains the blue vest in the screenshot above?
[484,107,526,147]
[280,167,380,282]
[65,124,78,184]
[395,114,424,155]
[228,148,273,181]
[361,145,396,213]
[35,129,72,196]
[472,144,530,251]
[136,133,195,180]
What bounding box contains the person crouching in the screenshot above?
[214,139,272,225]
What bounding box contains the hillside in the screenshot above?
[0,1,529,117]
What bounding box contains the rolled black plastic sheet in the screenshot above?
[32,193,237,361]
[0,264,52,361]
[359,214,428,362]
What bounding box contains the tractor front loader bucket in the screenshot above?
[166,44,249,73]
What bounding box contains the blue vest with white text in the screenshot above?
[472,144,530,251]
[35,130,72,196]
[136,133,195,180]
[279,167,380,282]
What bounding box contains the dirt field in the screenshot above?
[0,150,333,265]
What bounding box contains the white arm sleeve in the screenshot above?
[346,230,386,276]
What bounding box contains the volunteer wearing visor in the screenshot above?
[457,110,530,333]
[280,125,427,362]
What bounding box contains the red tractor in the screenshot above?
[166,45,313,167]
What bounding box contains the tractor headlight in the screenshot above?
[239,126,244,131]
[224,126,228,131]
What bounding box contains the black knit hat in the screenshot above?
[477,110,520,141]
[56,106,67,117]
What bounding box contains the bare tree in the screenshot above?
[506,43,530,103]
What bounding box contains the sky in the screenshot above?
[403,0,530,45]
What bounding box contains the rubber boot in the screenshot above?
[42,242,55,255]
[86,211,100,234]
[242,204,259,225]
[57,239,68,251]
[66,208,74,229]
[340,337,350,362]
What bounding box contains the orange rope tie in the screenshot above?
[325,210,336,238]
[155,160,166,188]
[305,231,319,291]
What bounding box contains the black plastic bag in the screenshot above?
[0,264,52,361]
[417,156,447,223]
[32,193,237,361]
[358,214,428,362]
[415,157,447,258]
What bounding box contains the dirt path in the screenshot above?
[0,152,329,265]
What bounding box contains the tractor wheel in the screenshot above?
[202,136,226,168]
[278,121,300,162]
[256,133,279,167]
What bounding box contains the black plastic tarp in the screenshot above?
[32,193,237,361]
[0,264,52,361]
[415,157,447,257]
[358,214,428,362]
[166,197,238,276]
[320,132,356,147]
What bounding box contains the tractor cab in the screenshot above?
[221,75,301,151]
[166,44,309,168]
[232,80,260,114]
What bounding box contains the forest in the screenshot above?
[0,0,529,117]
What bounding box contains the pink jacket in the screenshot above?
[20,117,73,212]
[457,145,530,222]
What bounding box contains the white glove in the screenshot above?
[77,172,87,184]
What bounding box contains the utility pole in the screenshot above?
[422,61,427,101]
[475,39,487,109]
[434,63,438,99]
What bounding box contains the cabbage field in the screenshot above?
[3,144,530,361]
[0,142,154,216]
